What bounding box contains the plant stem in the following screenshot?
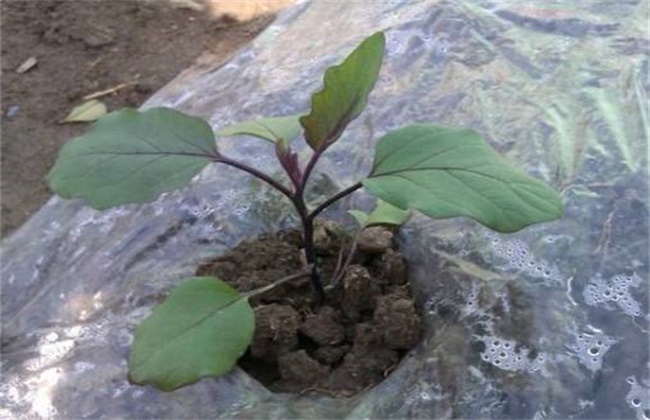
[242,266,313,300]
[215,153,327,303]
[216,153,363,307]
[295,157,364,304]
[289,150,327,304]
[307,181,364,222]
[216,155,294,201]
[299,151,322,195]
[295,201,325,305]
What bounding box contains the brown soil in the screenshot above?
[1,0,281,238]
[196,222,422,397]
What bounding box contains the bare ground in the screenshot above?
[1,0,289,237]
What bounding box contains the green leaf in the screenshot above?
[129,277,254,391]
[348,210,369,227]
[217,114,303,145]
[349,199,411,227]
[300,32,385,151]
[366,199,411,226]
[47,107,217,210]
[363,124,563,233]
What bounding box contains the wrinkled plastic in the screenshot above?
[2,1,648,418]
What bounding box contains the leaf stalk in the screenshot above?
[216,155,294,200]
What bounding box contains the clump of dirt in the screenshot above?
[196,222,422,397]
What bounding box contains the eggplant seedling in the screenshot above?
[47,32,563,391]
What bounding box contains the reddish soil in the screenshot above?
[196,222,422,397]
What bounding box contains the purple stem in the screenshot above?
[216,155,294,201]
[307,181,363,222]
[215,152,365,306]
[216,153,326,303]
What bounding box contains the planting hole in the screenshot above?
[195,221,423,397]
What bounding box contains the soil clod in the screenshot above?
[196,223,422,396]
[357,226,394,254]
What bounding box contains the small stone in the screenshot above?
[357,227,393,254]
[299,307,345,346]
[16,57,37,74]
[5,105,20,118]
[278,350,329,385]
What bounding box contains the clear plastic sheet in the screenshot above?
[2,1,648,418]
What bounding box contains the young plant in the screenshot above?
[47,32,563,391]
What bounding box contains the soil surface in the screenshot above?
[1,0,280,238]
[196,222,422,397]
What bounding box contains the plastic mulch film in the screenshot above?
[1,1,648,418]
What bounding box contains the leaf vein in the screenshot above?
[132,294,243,370]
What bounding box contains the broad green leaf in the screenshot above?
[349,199,411,227]
[129,277,254,391]
[300,32,385,151]
[47,107,217,210]
[363,124,563,233]
[217,114,303,145]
